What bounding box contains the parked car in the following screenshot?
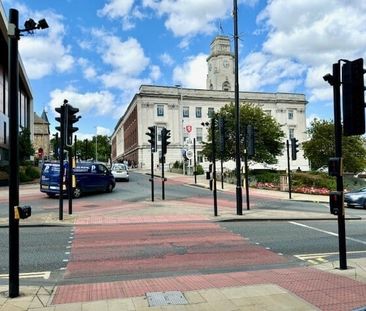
[40,162,115,198]
[344,187,366,209]
[111,163,129,181]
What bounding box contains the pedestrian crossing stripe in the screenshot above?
[0,271,50,279]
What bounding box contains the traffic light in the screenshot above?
[55,105,66,141]
[342,58,366,136]
[328,157,343,177]
[329,191,343,215]
[146,125,157,152]
[161,127,171,155]
[65,104,80,147]
[291,137,299,160]
[218,116,226,154]
[246,124,255,157]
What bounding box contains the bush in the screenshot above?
[172,161,183,169]
[249,170,280,184]
[196,164,204,175]
[19,165,40,182]
[292,172,335,190]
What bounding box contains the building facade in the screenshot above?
[0,2,34,166]
[33,110,50,159]
[111,36,309,171]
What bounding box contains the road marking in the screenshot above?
[289,221,366,245]
[295,250,366,265]
[0,271,50,279]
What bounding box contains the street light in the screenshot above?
[8,8,48,298]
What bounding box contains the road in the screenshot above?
[0,170,365,287]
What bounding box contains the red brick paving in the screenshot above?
[52,214,366,310]
[53,267,366,310]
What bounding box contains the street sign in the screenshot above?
[186,149,193,159]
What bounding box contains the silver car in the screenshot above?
[111,163,129,181]
[344,187,366,208]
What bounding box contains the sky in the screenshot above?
[2,0,366,140]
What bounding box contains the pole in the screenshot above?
[287,140,292,199]
[150,150,154,202]
[193,138,197,184]
[95,132,98,161]
[74,135,77,161]
[8,8,19,298]
[233,0,242,215]
[333,62,347,269]
[162,155,165,200]
[244,149,250,210]
[58,106,64,221]
[221,159,224,189]
[212,119,218,216]
[68,146,73,214]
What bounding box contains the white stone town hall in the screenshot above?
[111,35,309,172]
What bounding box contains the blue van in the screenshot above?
[40,162,115,198]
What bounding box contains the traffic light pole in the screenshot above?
[68,147,73,215]
[8,8,20,298]
[286,140,292,199]
[233,0,242,215]
[150,150,154,202]
[161,155,165,200]
[332,62,347,270]
[211,119,218,216]
[243,149,250,210]
[58,110,65,221]
[193,138,197,184]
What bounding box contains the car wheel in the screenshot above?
[73,186,81,199]
[106,182,114,193]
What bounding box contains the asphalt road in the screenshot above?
[0,171,365,285]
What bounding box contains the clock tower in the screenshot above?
[206,35,235,91]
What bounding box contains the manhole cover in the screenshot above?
[146,291,188,307]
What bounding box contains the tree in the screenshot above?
[19,127,34,163]
[202,102,285,164]
[302,119,366,172]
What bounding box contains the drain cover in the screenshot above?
[146,291,188,307]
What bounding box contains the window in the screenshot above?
[222,81,230,91]
[289,128,295,139]
[196,107,202,118]
[196,128,203,143]
[197,151,203,163]
[208,107,215,118]
[157,104,164,117]
[183,106,189,118]
[288,110,294,120]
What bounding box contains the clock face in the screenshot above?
[223,60,229,68]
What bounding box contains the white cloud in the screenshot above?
[149,65,161,81]
[78,58,97,80]
[239,52,306,92]
[49,87,118,117]
[143,0,231,39]
[173,53,207,89]
[96,126,111,136]
[98,0,134,19]
[15,7,74,79]
[160,53,174,66]
[257,0,366,103]
[91,30,151,92]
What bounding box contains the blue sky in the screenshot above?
[2,0,366,139]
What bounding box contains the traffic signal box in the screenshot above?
[246,124,255,157]
[328,157,343,177]
[65,104,80,147]
[55,102,80,147]
[342,58,366,136]
[146,125,157,152]
[161,127,171,155]
[329,191,344,216]
[218,116,226,154]
[290,137,299,161]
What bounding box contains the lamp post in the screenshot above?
[8,8,48,298]
[95,127,98,162]
[233,0,242,215]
